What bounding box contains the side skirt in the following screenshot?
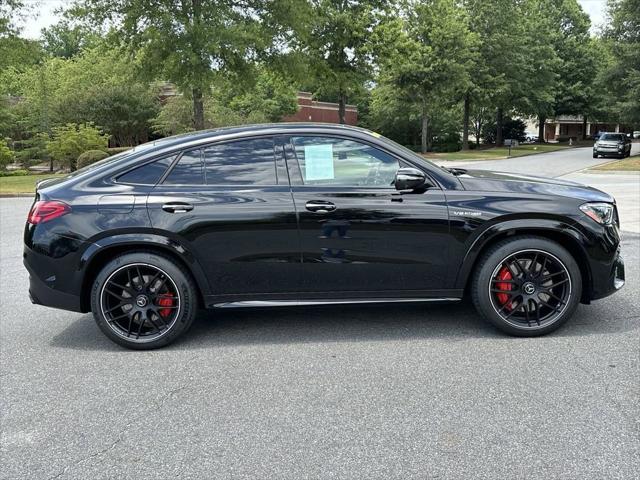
[214,297,462,308]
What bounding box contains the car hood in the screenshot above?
[456,169,614,202]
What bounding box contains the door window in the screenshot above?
[163,149,204,185]
[204,138,276,185]
[291,136,399,187]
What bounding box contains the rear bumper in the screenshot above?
[24,256,83,312]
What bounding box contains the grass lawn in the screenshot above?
[592,157,640,171]
[423,144,570,161]
[0,174,65,195]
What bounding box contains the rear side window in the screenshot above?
[117,155,176,185]
[163,149,204,185]
[204,138,276,185]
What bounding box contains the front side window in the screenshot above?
[291,136,399,187]
[117,155,176,185]
[203,138,276,185]
[163,149,204,185]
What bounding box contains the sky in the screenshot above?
[19,0,610,39]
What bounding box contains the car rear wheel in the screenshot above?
[90,251,198,349]
[471,236,581,336]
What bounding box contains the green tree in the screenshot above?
[71,0,303,130]
[600,0,640,125]
[42,19,97,58]
[376,0,476,153]
[152,69,297,136]
[294,0,382,124]
[0,138,16,170]
[46,123,108,171]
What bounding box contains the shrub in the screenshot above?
[46,123,109,171]
[0,138,16,170]
[77,149,109,169]
[0,169,29,177]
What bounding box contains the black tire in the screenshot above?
[592,152,598,158]
[91,251,198,349]
[471,236,582,337]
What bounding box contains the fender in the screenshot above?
[453,217,590,290]
[79,232,211,295]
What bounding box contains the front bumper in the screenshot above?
[590,248,625,301]
[594,147,624,155]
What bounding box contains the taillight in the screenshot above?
[27,201,71,224]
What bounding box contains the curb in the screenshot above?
[0,193,34,198]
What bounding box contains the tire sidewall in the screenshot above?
[91,252,198,349]
[472,237,582,336]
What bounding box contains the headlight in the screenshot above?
[580,202,614,225]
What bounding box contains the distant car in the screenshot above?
[633,131,640,139]
[525,134,539,143]
[593,132,632,159]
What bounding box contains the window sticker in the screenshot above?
[304,144,334,181]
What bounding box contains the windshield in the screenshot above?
[600,134,624,141]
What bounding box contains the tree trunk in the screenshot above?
[495,107,503,146]
[538,114,546,143]
[582,115,587,140]
[462,94,470,150]
[338,89,347,125]
[193,87,205,131]
[421,99,428,154]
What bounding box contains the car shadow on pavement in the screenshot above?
[50,299,638,351]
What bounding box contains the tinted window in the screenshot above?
[163,149,204,185]
[117,155,175,185]
[291,136,399,187]
[204,138,276,185]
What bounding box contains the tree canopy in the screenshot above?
[0,0,638,171]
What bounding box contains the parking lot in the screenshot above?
[1,153,639,478]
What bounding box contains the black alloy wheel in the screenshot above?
[472,236,581,336]
[91,252,198,349]
[488,250,571,328]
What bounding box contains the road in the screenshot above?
[1,150,639,479]
[439,143,640,177]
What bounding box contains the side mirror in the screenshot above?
[394,167,428,191]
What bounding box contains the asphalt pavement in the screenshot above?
[1,150,639,478]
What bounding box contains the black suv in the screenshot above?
[24,124,625,349]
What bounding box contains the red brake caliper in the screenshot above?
[157,294,174,318]
[495,267,513,309]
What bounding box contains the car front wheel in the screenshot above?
[592,151,598,158]
[471,236,582,336]
[90,251,198,349]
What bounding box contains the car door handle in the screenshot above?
[305,201,336,213]
[162,202,194,213]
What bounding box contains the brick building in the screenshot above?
[544,115,631,141]
[283,92,358,125]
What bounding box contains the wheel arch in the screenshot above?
[456,222,593,303]
[79,234,210,312]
